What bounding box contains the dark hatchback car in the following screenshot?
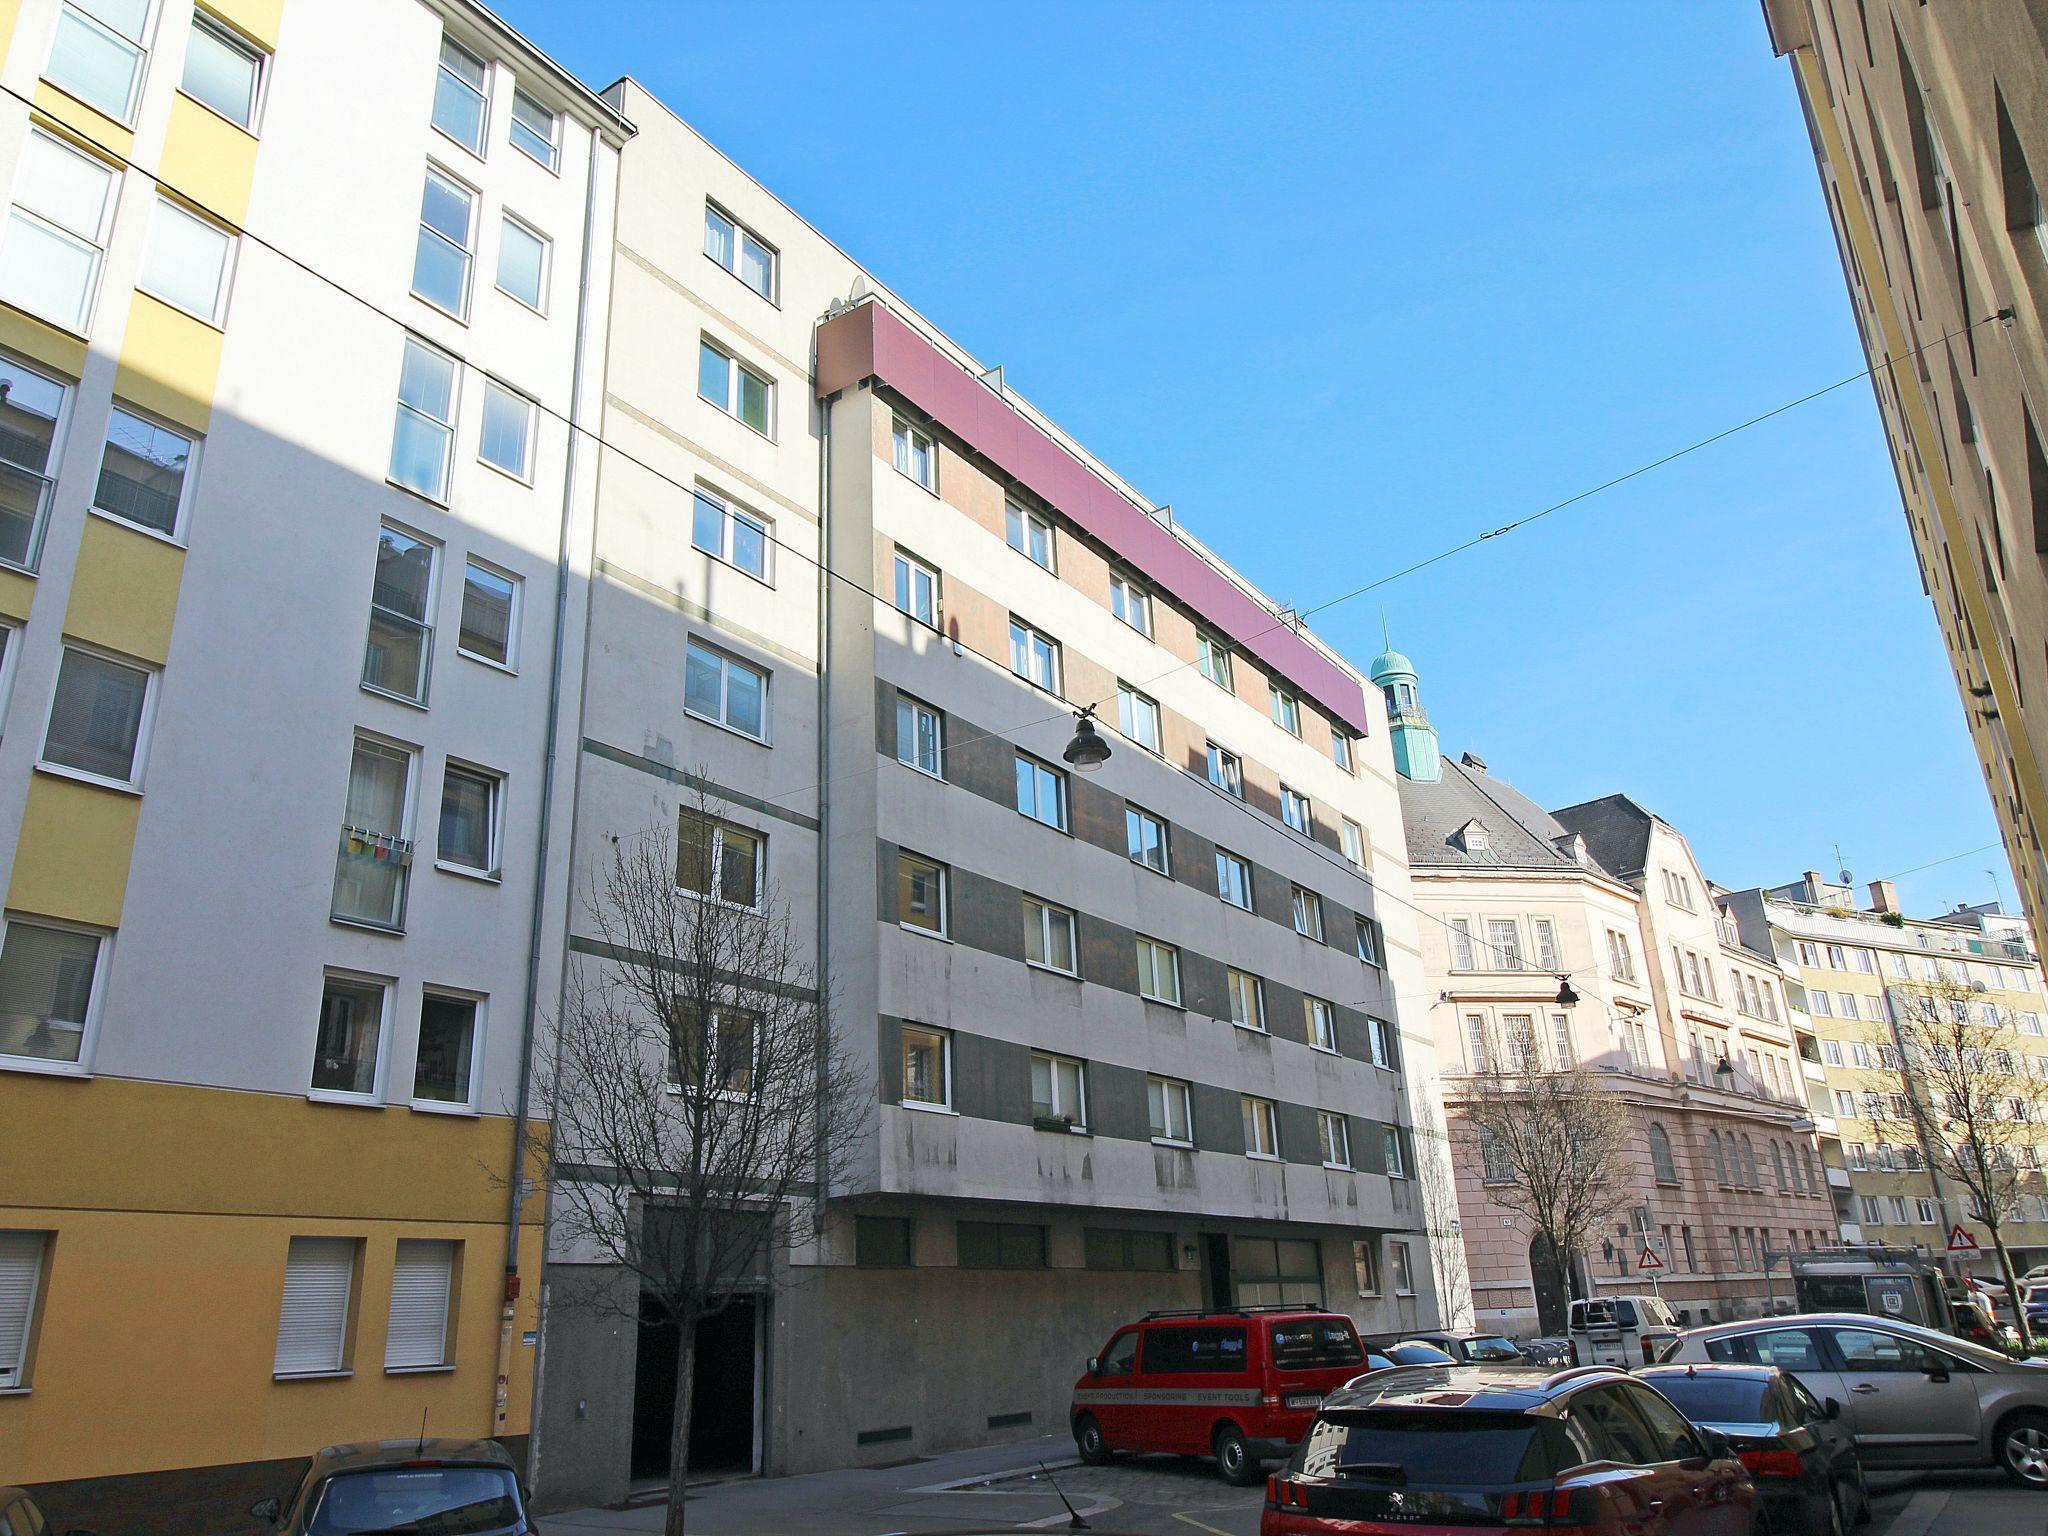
[1262,1364,1756,1536]
[1639,1364,1870,1536]
[253,1440,536,1536]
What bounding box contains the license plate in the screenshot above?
[1285,1393,1322,1409]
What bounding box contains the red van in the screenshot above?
[1071,1308,1369,1484]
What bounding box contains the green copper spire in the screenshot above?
[1370,635,1439,783]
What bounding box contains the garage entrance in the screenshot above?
[630,1294,760,1482]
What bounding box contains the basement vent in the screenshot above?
[857,1425,914,1447]
[987,1410,1034,1429]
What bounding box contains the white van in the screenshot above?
[1566,1294,1680,1366]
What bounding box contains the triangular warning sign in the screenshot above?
[1637,1246,1666,1272]
[1948,1224,1981,1256]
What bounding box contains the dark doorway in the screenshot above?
[630,1294,759,1482]
[1201,1234,1232,1310]
[1529,1238,1568,1336]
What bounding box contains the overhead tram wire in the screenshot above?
[17,84,2002,1002]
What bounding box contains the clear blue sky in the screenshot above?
[496,0,2008,918]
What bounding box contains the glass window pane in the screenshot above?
[432,40,486,152]
[420,172,471,245]
[725,660,764,737]
[182,19,260,127]
[730,513,766,577]
[691,491,724,558]
[737,367,770,433]
[459,562,515,664]
[740,234,773,298]
[704,206,734,268]
[95,408,190,535]
[43,647,147,780]
[480,383,531,477]
[399,341,456,421]
[46,7,143,120]
[497,218,545,308]
[0,921,98,1063]
[389,412,451,501]
[140,202,230,320]
[312,977,383,1095]
[438,766,494,870]
[414,995,476,1104]
[17,132,112,240]
[684,642,723,721]
[697,343,728,410]
[372,526,433,622]
[0,213,96,333]
[509,89,556,168]
[718,827,760,907]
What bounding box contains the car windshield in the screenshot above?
[1386,1342,1456,1365]
[1462,1336,1523,1361]
[307,1468,520,1536]
[1643,1375,1771,1425]
[1298,1409,1565,1484]
[1270,1318,1365,1368]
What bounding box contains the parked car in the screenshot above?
[1260,1363,1756,1535]
[250,1439,537,1535]
[1072,1308,1370,1484]
[0,1487,92,1536]
[1355,1337,1459,1371]
[1387,1329,1527,1364]
[1570,1294,1684,1366]
[1658,1311,2048,1487]
[1638,1363,1870,1535]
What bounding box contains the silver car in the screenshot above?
[1660,1311,2048,1487]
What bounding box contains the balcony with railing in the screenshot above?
[0,458,54,572]
[331,824,413,930]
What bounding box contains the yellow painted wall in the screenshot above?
[29,86,134,163]
[0,568,32,622]
[112,294,223,436]
[62,515,186,664]
[161,95,259,229]
[5,773,139,926]
[0,1077,543,1483]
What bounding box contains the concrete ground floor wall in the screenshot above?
[529,1200,1438,1511]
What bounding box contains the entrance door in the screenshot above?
[630,1295,760,1482]
[1530,1237,1568,1336]
[1201,1235,1232,1310]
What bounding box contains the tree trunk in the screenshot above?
[664,1319,697,1536]
[1990,1226,2035,1355]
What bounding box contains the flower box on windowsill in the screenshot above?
[1033,1115,1086,1135]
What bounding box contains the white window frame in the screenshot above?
[456,555,520,672]
[699,337,775,438]
[893,548,940,627]
[91,402,199,544]
[683,637,770,742]
[431,35,489,157]
[691,486,771,585]
[1215,849,1253,910]
[1005,499,1054,570]
[1023,895,1077,976]
[895,693,943,779]
[891,416,936,491]
[508,86,560,172]
[1340,817,1365,868]
[1196,632,1233,690]
[36,642,158,791]
[1450,917,1475,970]
[1318,1110,1352,1170]
[411,987,485,1112]
[493,210,550,314]
[1280,784,1311,836]
[1008,618,1061,694]
[308,968,392,1103]
[1356,915,1383,967]
[900,1022,952,1110]
[0,1230,47,1387]
[897,850,948,939]
[1148,1075,1193,1146]
[1136,935,1181,1005]
[703,200,777,302]
[2,130,119,336]
[1108,570,1151,637]
[138,197,235,326]
[1292,886,1325,941]
[1331,731,1354,772]
[1368,1016,1395,1069]
[1030,1050,1088,1129]
[1205,741,1242,797]
[1242,1095,1281,1160]
[389,335,459,503]
[1014,750,1067,831]
[1125,804,1169,875]
[45,0,158,124]
[1226,967,1265,1032]
[411,163,477,321]
[477,378,536,483]
[361,521,438,706]
[1389,1238,1415,1295]
[0,913,110,1075]
[1116,682,1161,753]
[435,758,502,881]
[179,11,267,132]
[1269,683,1301,736]
[1383,1126,1408,1179]
[1531,916,1560,971]
[1304,995,1337,1054]
[1354,1239,1380,1296]
[676,814,766,913]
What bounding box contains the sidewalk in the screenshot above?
[1874,1472,2048,1536]
[541,1435,1087,1536]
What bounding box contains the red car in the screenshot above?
[1073,1307,1369,1484]
[1262,1364,1758,1536]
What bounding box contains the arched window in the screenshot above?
[1772,1142,1788,1191]
[1709,1130,1727,1185]
[1740,1135,1759,1188]
[1649,1124,1677,1185]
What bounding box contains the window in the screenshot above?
[1649,1124,1678,1184]
[180,13,263,130]
[1356,915,1383,966]
[333,739,413,929]
[676,814,763,910]
[362,524,435,702]
[1196,632,1233,690]
[1085,1228,1174,1272]
[384,1239,455,1370]
[1023,896,1076,974]
[1031,1052,1087,1128]
[1136,936,1180,1004]
[1368,1016,1395,1069]
[1,131,117,333]
[1008,619,1060,693]
[891,417,935,489]
[901,1024,949,1106]
[390,338,458,500]
[274,1236,356,1376]
[703,202,775,300]
[1215,849,1253,909]
[892,550,938,626]
[310,974,386,1097]
[1464,1013,1489,1073]
[509,87,559,170]
[957,1221,1046,1269]
[1005,499,1054,569]
[0,1230,45,1387]
[473,380,535,481]
[1242,1095,1280,1158]
[1226,968,1264,1031]
[436,761,500,877]
[1149,1076,1192,1144]
[684,639,768,740]
[690,488,769,583]
[1383,1127,1408,1179]
[1116,683,1161,752]
[46,0,153,120]
[698,339,772,436]
[1834,1089,1856,1118]
[1607,929,1636,981]
[1341,817,1365,868]
[897,852,946,936]
[1126,805,1169,873]
[1280,785,1311,835]
[1318,1111,1352,1168]
[495,214,548,311]
[1531,918,1560,971]
[1451,918,1475,970]
[457,559,518,669]
[413,992,477,1106]
[1269,683,1301,735]
[1305,996,1336,1052]
[1486,918,1524,970]
[895,694,942,777]
[140,199,232,323]
[412,167,475,317]
[1292,886,1325,941]
[1204,741,1243,797]
[855,1215,913,1267]
[0,917,103,1067]
[1389,1239,1414,1294]
[93,406,193,538]
[0,359,61,572]
[1014,751,1067,830]
[1332,731,1355,772]
[1353,1239,1380,1296]
[431,36,488,154]
[1108,571,1151,636]
[41,645,152,785]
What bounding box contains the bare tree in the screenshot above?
[1414,1121,1474,1330]
[529,789,869,1535]
[1452,1016,1634,1316]
[1866,980,2048,1351]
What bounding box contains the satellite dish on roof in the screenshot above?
[1840,869,1853,884]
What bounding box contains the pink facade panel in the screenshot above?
[815,301,1370,736]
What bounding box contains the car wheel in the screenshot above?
[1852,1460,1873,1527]
[2000,1411,2048,1487]
[1074,1414,1112,1467]
[1213,1424,1260,1486]
[1825,1481,1848,1536]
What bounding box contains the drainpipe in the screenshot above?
[813,388,834,1231]
[495,123,608,1448]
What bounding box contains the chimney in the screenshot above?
[1868,879,1899,915]
[1802,870,1825,902]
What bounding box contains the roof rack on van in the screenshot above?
[1138,1304,1316,1321]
